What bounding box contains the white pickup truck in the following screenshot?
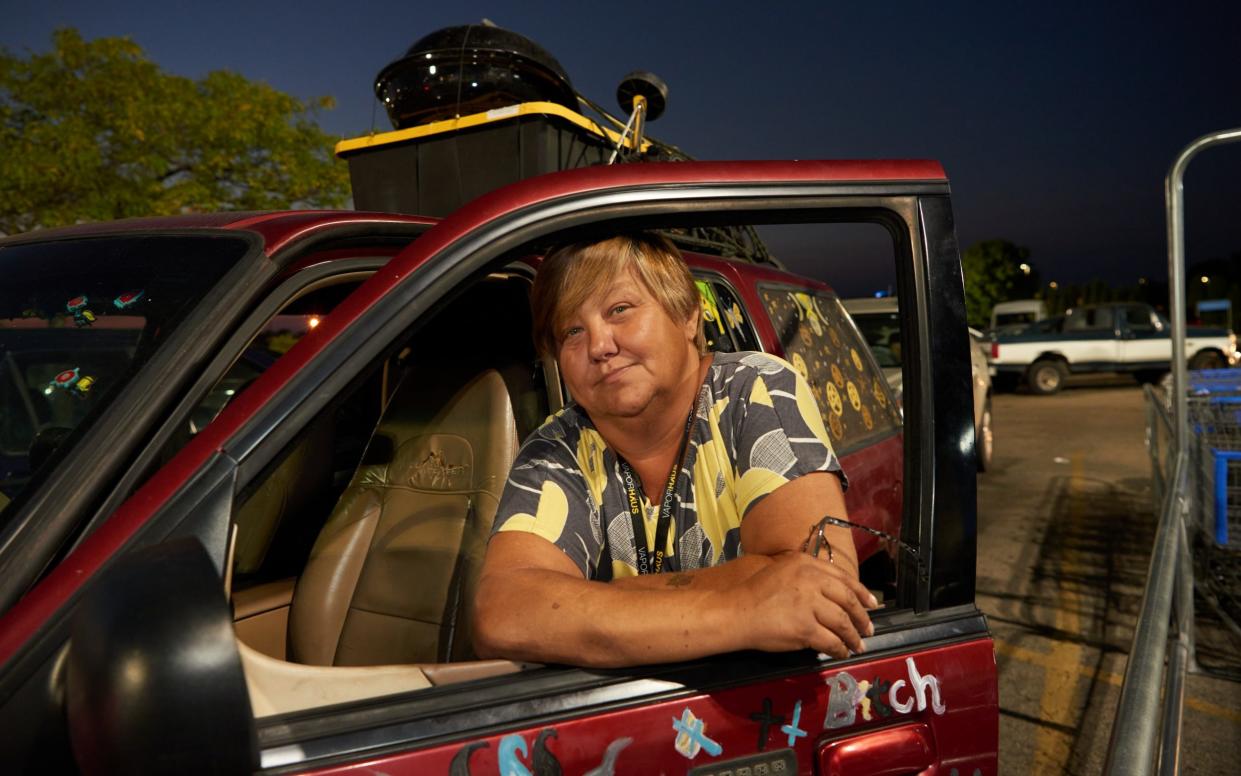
[989,301,1238,394]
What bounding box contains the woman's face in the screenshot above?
[556,266,699,424]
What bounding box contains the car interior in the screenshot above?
[213,267,556,714]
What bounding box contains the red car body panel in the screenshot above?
[305,640,996,775]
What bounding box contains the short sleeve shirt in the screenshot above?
[492,351,847,580]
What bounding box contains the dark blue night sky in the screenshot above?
[6,1,1240,295]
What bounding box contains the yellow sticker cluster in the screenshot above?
[759,287,900,447]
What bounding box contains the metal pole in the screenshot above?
[1145,385,1164,502]
[1166,127,1241,678]
[1156,520,1193,774]
[1104,454,1186,775]
[1105,127,1241,776]
[1167,128,1241,456]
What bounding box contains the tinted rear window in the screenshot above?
[758,284,901,453]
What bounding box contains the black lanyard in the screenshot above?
[616,397,699,575]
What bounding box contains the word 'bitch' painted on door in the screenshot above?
[824,657,947,729]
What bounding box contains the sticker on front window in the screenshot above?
[113,290,145,309]
[67,295,97,327]
[48,367,96,398]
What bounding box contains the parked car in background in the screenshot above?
[845,296,994,471]
[989,299,1047,335]
[988,301,1238,394]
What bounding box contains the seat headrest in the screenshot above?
[374,369,514,494]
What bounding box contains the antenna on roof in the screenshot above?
[608,71,668,164]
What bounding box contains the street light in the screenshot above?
[1019,262,1032,275]
[1049,281,1059,289]
[1201,275,1210,284]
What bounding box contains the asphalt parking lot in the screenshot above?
[976,376,1241,775]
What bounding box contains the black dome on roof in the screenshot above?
[375,23,579,130]
[403,25,573,81]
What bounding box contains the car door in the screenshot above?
[1061,306,1122,368]
[0,161,996,775]
[1117,304,1171,366]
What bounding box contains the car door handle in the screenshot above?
[818,722,938,775]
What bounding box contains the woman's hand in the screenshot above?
[730,552,879,658]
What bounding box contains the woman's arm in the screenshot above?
[472,473,875,667]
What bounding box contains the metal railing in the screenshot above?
[1145,383,1174,504]
[1104,127,1241,775]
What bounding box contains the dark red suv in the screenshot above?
[0,157,996,774]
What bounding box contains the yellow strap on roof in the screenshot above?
[335,101,652,157]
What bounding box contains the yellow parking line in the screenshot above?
[994,639,1241,724]
[1032,458,1086,772]
[1185,697,1241,724]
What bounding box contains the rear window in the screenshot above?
[1064,306,1114,331]
[995,311,1038,327]
[0,235,250,514]
[758,284,901,453]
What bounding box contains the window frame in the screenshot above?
[211,191,968,619]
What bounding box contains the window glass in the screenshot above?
[758,284,901,452]
[1031,316,1065,334]
[696,279,736,353]
[850,311,902,369]
[1123,305,1157,333]
[192,313,328,434]
[1065,306,1114,331]
[0,236,249,516]
[191,279,366,435]
[712,280,759,352]
[695,276,760,354]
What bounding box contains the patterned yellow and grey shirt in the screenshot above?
[492,351,846,580]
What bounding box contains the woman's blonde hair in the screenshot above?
[531,232,706,359]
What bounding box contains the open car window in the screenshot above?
[0,235,249,524]
[212,222,923,722]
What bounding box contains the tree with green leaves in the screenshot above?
[960,239,1034,328]
[0,28,351,235]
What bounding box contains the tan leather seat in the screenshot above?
[287,369,518,666]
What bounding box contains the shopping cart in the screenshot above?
[1184,368,1241,636]
[1188,368,1241,548]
